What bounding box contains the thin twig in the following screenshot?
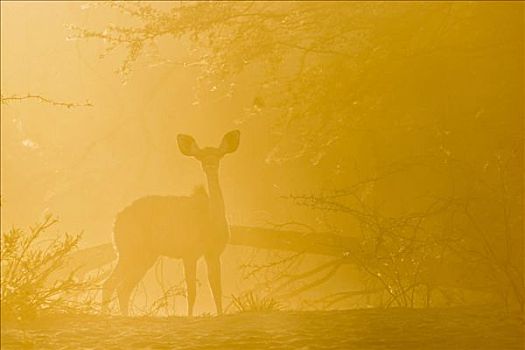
[1,94,93,108]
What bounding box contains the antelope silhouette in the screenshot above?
[102,130,240,316]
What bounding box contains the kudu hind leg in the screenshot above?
[102,258,126,313]
[116,257,155,316]
[205,254,223,315]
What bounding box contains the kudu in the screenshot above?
[102,130,240,316]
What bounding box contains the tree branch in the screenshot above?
[1,94,93,108]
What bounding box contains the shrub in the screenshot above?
[1,215,97,322]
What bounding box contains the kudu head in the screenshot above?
[177,130,240,175]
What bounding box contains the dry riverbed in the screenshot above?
[1,307,523,349]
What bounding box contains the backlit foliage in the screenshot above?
[1,215,98,322]
[71,2,523,164]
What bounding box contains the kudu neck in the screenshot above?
[204,169,225,219]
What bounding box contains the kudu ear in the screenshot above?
[177,134,201,157]
[219,130,240,155]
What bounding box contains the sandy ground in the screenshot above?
[1,307,523,349]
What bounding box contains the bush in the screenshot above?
[1,215,97,322]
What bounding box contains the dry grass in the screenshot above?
[230,291,282,313]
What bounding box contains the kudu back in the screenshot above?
[102,130,240,316]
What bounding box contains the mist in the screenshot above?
[1,2,523,349]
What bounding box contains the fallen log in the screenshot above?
[230,226,359,257]
[59,226,495,296]
[64,226,360,277]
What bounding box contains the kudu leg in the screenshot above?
[183,258,197,317]
[101,259,125,313]
[205,254,223,315]
[116,257,155,316]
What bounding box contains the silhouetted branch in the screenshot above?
[1,94,93,108]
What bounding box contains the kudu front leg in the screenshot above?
[183,258,197,317]
[205,254,223,315]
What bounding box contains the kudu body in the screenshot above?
[102,130,240,316]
